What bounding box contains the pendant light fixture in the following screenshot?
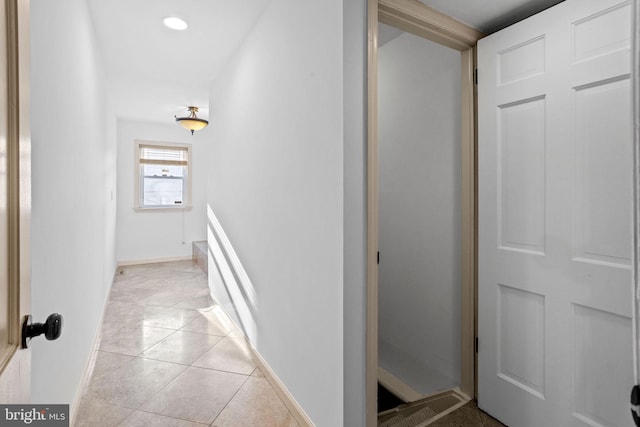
[175,106,208,135]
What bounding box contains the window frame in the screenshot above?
[134,140,193,211]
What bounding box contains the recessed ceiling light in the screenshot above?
[163,17,188,31]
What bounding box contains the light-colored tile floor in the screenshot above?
[75,260,299,427]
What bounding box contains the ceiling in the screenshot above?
[418,0,564,34]
[86,0,270,124]
[85,0,564,125]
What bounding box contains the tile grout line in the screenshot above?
[79,262,272,427]
[117,355,189,414]
[208,373,252,427]
[116,406,211,426]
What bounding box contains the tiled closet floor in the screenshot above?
[74,260,299,427]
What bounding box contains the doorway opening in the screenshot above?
[366,1,482,424]
[377,23,463,399]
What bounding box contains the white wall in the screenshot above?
[30,0,117,405]
[116,119,207,263]
[343,0,368,425]
[206,0,344,425]
[378,31,462,393]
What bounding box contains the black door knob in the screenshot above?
[21,313,63,349]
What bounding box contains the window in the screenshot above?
[135,141,192,209]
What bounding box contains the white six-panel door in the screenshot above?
[478,1,633,426]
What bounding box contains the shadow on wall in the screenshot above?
[206,204,258,344]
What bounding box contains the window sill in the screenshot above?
[134,205,193,213]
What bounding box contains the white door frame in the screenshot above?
[631,0,640,398]
[0,0,31,402]
[366,0,483,424]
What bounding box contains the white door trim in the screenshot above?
[366,1,483,424]
[0,0,31,402]
[631,0,640,391]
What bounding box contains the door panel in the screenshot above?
[0,0,10,364]
[0,0,31,402]
[478,1,632,426]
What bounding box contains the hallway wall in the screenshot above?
[343,0,368,424]
[378,31,462,394]
[115,119,207,264]
[30,0,117,406]
[205,0,344,425]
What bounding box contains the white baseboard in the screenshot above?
[211,302,314,426]
[378,368,471,427]
[378,366,423,402]
[117,255,192,267]
[70,264,313,426]
[69,267,117,426]
[249,344,315,427]
[378,367,472,406]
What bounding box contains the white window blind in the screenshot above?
[139,145,188,165]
